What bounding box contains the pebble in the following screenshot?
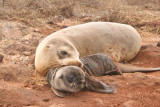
[81,17,92,22]
[156,42,160,47]
[49,104,66,107]
[94,98,104,106]
[42,98,50,102]
[123,100,136,107]
[156,88,160,93]
[0,54,4,62]
[22,51,32,56]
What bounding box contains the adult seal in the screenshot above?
[35,22,142,76]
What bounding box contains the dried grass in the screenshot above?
[123,0,160,9]
[0,0,160,34]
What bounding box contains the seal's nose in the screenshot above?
[78,62,83,68]
[67,74,75,83]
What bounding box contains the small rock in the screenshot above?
[0,54,4,62]
[23,56,30,64]
[28,64,35,69]
[53,15,64,22]
[154,82,160,86]
[123,100,136,107]
[6,51,15,55]
[156,42,160,47]
[30,39,39,47]
[23,104,40,107]
[49,104,66,107]
[47,21,54,25]
[42,98,49,102]
[156,88,160,93]
[24,82,29,87]
[34,29,40,33]
[23,34,33,40]
[31,85,37,89]
[0,34,5,41]
[60,25,68,29]
[22,51,32,56]
[81,17,92,22]
[23,55,35,66]
[94,98,104,106]
[0,22,23,39]
[23,103,31,106]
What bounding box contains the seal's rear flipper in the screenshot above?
[85,74,115,94]
[115,62,160,73]
[51,87,66,98]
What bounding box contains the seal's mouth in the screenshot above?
[69,82,85,92]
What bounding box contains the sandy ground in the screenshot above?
[0,0,160,106]
[0,19,160,107]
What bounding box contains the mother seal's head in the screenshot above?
[35,37,83,76]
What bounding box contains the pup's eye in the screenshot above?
[60,51,68,56]
[59,75,63,79]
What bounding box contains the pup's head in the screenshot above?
[46,65,115,97]
[46,66,85,93]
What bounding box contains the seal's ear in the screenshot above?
[85,73,115,94]
[51,87,66,98]
[46,69,66,98]
[46,69,56,85]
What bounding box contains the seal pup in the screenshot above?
[47,53,160,97]
[35,22,142,76]
[46,66,85,97]
[46,66,114,97]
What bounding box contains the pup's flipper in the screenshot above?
[51,87,66,98]
[85,73,115,94]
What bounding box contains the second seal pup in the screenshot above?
[35,22,142,76]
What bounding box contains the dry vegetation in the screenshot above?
[0,0,160,34]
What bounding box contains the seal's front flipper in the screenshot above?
[85,74,115,94]
[51,87,66,98]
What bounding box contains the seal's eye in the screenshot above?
[58,50,69,59]
[60,51,68,56]
[59,75,63,79]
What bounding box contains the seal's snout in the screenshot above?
[67,74,85,84]
[72,60,83,68]
[67,72,85,87]
[61,59,83,68]
[77,79,85,85]
[78,62,83,68]
[67,74,75,83]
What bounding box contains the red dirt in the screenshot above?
[0,22,160,107]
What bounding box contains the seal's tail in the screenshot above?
[115,63,160,73]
